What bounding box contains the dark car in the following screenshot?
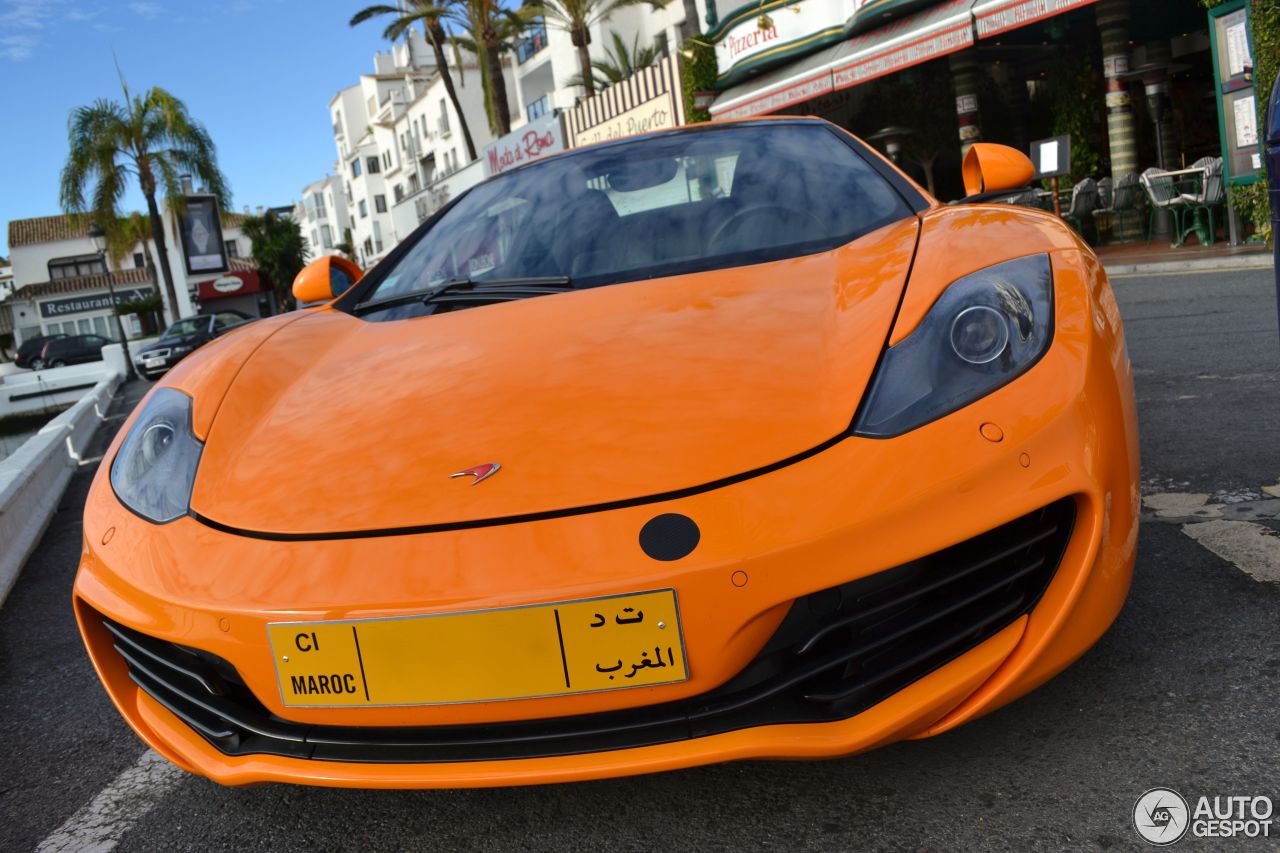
[135,311,253,380]
[15,334,67,369]
[32,334,111,369]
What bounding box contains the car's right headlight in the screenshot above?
[110,388,203,523]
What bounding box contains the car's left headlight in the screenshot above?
[854,254,1054,437]
[110,388,203,523]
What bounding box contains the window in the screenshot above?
[526,95,549,122]
[214,312,244,330]
[409,173,421,193]
[359,199,368,218]
[312,229,320,247]
[438,99,450,135]
[351,159,362,178]
[364,237,374,257]
[375,194,387,213]
[224,239,240,259]
[313,191,327,217]
[373,221,383,254]
[356,123,912,315]
[367,156,381,174]
[414,118,422,141]
[654,31,669,56]
[48,255,105,280]
[516,20,547,64]
[92,316,109,337]
[394,183,405,203]
[132,252,145,269]
[383,151,392,170]
[321,224,333,248]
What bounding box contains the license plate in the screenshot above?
[268,589,688,707]
[143,358,165,368]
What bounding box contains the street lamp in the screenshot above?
[88,223,137,381]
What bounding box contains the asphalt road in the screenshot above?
[1,266,1277,852]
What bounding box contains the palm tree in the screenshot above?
[350,1,478,162]
[434,0,525,136]
[565,30,661,91]
[240,211,308,313]
[526,0,669,98]
[105,211,158,274]
[60,85,229,324]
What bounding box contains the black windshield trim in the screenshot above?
[334,119,928,318]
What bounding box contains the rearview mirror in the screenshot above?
[292,256,364,305]
[961,143,1036,198]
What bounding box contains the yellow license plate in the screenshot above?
[268,589,688,707]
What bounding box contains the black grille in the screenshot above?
[100,498,1075,763]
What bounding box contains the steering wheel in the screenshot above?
[706,204,824,254]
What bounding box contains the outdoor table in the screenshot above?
[1150,166,1211,247]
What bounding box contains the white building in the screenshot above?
[295,175,351,260]
[298,5,691,268]
[5,210,266,348]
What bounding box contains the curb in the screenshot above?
[0,373,123,609]
[1104,252,1273,277]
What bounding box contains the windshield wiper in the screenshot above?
[354,276,573,316]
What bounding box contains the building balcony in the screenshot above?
[517,23,548,65]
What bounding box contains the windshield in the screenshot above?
[355,123,911,319]
[162,318,207,339]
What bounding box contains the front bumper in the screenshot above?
[73,250,1139,787]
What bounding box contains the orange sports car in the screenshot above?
[74,118,1138,788]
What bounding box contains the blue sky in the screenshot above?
[0,0,393,256]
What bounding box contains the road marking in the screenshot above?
[1181,520,1280,584]
[37,750,184,853]
[1143,492,1223,518]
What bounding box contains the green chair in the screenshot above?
[1111,173,1145,242]
[1140,168,1188,246]
[1062,178,1100,244]
[1179,157,1226,246]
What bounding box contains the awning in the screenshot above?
[711,0,975,120]
[971,0,1099,39]
[712,41,843,120]
[831,0,974,91]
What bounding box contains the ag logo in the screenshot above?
[1134,788,1190,846]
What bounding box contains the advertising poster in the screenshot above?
[179,196,228,275]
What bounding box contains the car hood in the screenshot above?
[189,219,919,535]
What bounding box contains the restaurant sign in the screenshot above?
[39,288,152,319]
[709,0,846,86]
[563,55,686,147]
[482,112,567,178]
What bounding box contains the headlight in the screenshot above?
[110,388,203,523]
[854,254,1053,437]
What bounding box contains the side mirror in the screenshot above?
[292,256,364,305]
[962,143,1036,197]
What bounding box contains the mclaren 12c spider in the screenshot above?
[74,118,1138,788]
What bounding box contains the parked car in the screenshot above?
[75,119,1138,788]
[14,334,66,369]
[134,311,253,380]
[31,334,111,369]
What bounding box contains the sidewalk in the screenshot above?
[1096,240,1272,276]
